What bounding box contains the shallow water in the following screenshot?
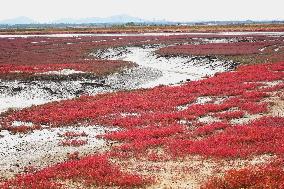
[0,31,284,38]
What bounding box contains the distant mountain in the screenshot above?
[2,16,280,26]
[0,16,36,24]
[53,14,148,24]
[0,15,149,25]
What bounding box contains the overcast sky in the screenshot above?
[1,0,284,22]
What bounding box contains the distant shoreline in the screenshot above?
[1,24,284,35]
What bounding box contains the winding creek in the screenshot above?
[93,45,236,88]
[0,43,236,113]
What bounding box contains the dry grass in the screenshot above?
[1,24,284,35]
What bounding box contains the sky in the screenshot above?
[1,0,284,22]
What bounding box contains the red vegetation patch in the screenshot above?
[101,124,184,142]
[58,131,88,146]
[215,111,245,120]
[202,164,284,189]
[0,155,149,189]
[157,42,272,56]
[193,122,230,137]
[58,131,88,138]
[59,139,88,147]
[0,61,130,75]
[0,36,174,78]
[169,117,284,158]
[6,125,41,134]
[67,151,80,160]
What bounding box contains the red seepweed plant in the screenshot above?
[0,154,151,188]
